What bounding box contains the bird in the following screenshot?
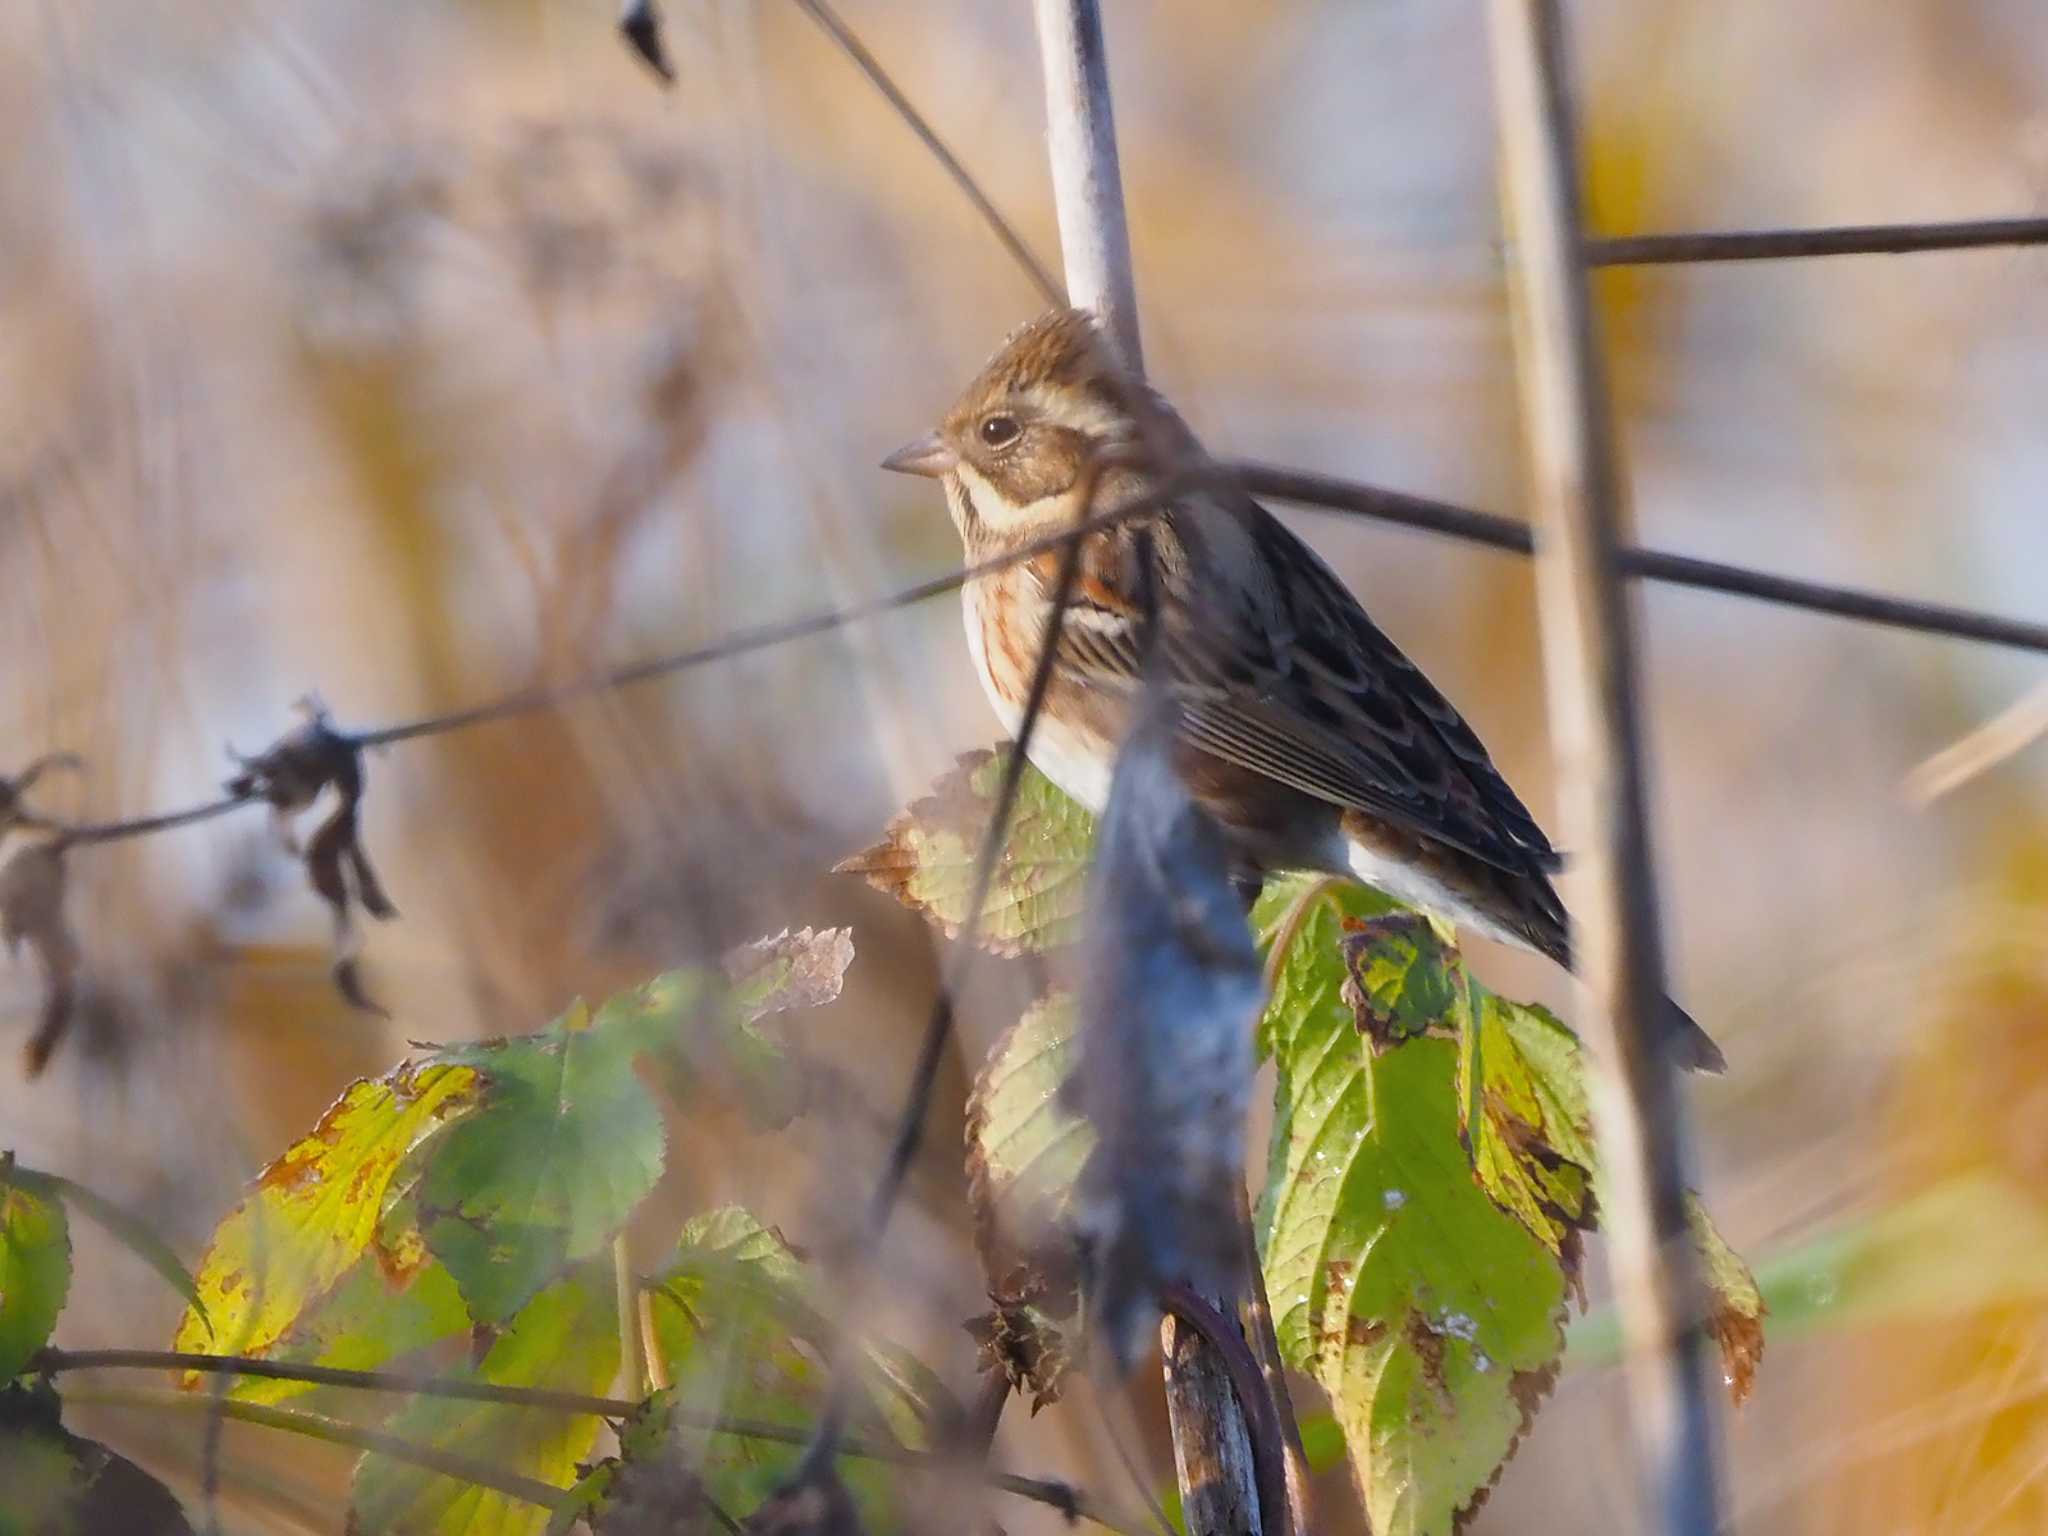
[882,307,1723,1072]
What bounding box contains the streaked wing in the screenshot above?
[1034,496,1560,879]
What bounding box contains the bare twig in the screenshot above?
[38,1349,1150,1533]
[1160,1285,1289,1536]
[1235,461,2048,656]
[1587,215,2048,266]
[790,0,1062,307]
[1904,681,2048,805]
[1486,3,1720,1532]
[69,1386,569,1511]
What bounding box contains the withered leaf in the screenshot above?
[229,703,396,1015]
[1065,689,1264,1369]
[965,1285,1072,1413]
[0,838,79,1077]
[1687,1193,1766,1407]
[836,749,1095,956]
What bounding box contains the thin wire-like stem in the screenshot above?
[1587,216,2048,266]
[1235,461,2048,656]
[20,456,2047,852]
[789,0,1062,306]
[69,1386,568,1511]
[39,1349,1151,1533]
[1487,2,1719,1532]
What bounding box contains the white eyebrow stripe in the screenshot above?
[1019,383,1127,440]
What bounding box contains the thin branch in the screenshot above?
[38,1349,1151,1533]
[1904,680,2048,806]
[789,0,1062,306]
[1486,3,1720,1533]
[1235,461,2048,656]
[1160,1284,1290,1536]
[70,1386,568,1511]
[1587,215,2048,266]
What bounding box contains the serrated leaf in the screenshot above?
[350,1265,618,1536]
[642,1208,907,1524]
[963,995,1090,1310]
[0,1175,70,1379]
[5,1166,204,1329]
[836,749,1095,955]
[421,1002,669,1324]
[226,1241,470,1408]
[1257,883,1567,1536]
[172,1061,478,1365]
[1459,991,1597,1274]
[1340,913,1461,1051]
[725,928,855,1022]
[1686,1195,1764,1406]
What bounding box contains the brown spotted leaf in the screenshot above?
[171,1060,479,1366]
[836,749,1095,956]
[1255,880,1570,1536]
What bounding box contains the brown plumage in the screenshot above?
[883,308,1723,1072]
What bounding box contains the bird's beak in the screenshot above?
[880,432,957,479]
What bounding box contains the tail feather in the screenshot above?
[1663,996,1726,1075]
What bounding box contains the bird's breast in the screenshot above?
[961,574,1116,813]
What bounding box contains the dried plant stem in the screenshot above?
[1032,0,1142,367]
[1486,2,1720,1532]
[790,0,1061,306]
[1587,215,2048,266]
[1030,3,1270,1530]
[40,1349,1149,1533]
[1904,681,2048,806]
[66,1386,568,1511]
[614,1233,649,1401]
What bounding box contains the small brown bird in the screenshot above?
[884,308,1722,1071]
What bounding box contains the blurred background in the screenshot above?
[3,0,2047,1530]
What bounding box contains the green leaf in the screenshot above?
[5,1166,204,1330]
[1257,883,1568,1536]
[224,1232,470,1408]
[643,1207,908,1523]
[1339,912,1461,1049]
[0,1174,70,1380]
[963,994,1090,1304]
[836,749,1096,955]
[420,1001,668,1324]
[350,1264,618,1536]
[1458,990,1596,1271]
[172,1061,478,1363]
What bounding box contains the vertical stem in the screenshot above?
[1030,4,1265,1531]
[1484,3,1721,1534]
[614,1233,650,1402]
[1031,0,1144,369]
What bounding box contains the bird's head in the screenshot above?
[883,308,1172,547]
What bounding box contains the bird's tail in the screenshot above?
[1663,996,1727,1075]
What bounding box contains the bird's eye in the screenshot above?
[978,413,1021,448]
